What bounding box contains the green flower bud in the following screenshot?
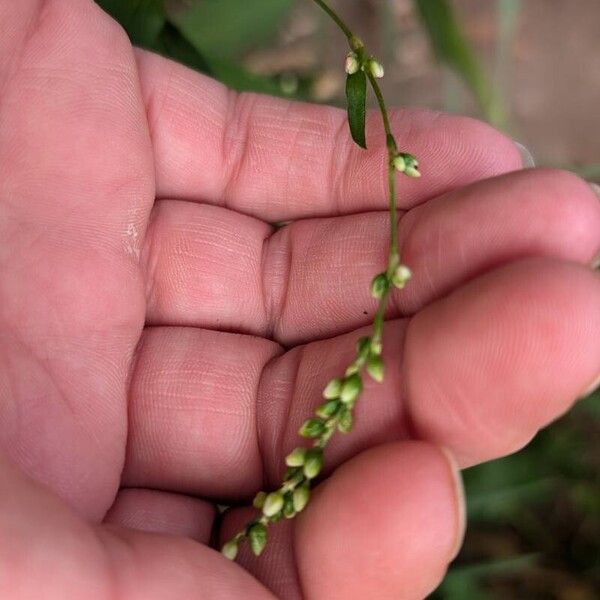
[316,399,341,419]
[262,491,285,518]
[366,354,385,383]
[345,363,359,376]
[356,336,372,361]
[248,523,268,556]
[285,447,307,467]
[404,153,419,168]
[392,154,406,173]
[369,58,385,79]
[293,484,311,513]
[283,493,296,519]
[270,511,283,523]
[253,491,267,509]
[370,338,383,355]
[221,539,239,560]
[400,153,420,178]
[340,373,363,404]
[299,418,326,438]
[322,377,343,399]
[284,467,305,488]
[391,264,412,289]
[338,408,354,433]
[345,52,360,75]
[370,273,389,299]
[350,36,364,52]
[303,448,323,479]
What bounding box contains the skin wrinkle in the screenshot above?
[221,89,255,212]
[140,203,165,314]
[254,351,282,493]
[258,345,302,488]
[259,231,274,339]
[263,224,293,342]
[135,52,174,169]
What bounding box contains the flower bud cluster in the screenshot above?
[393,152,421,178]
[345,51,385,79]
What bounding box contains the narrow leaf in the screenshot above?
[166,0,293,60]
[345,70,367,149]
[413,0,502,124]
[96,0,166,47]
[154,22,213,75]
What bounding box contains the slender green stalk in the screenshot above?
[222,0,420,561]
[311,0,354,40]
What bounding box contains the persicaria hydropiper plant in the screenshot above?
[222,0,421,561]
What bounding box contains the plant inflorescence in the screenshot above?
[222,0,420,561]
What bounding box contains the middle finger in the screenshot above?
[141,169,600,345]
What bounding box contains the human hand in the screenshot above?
[1,1,599,598]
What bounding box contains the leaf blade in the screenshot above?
[413,0,502,124]
[166,0,293,60]
[345,70,367,149]
[96,0,166,47]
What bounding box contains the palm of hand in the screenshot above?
[1,1,599,599]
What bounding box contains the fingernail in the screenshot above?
[440,447,466,559]
[582,372,600,398]
[514,141,535,168]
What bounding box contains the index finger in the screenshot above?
[135,49,522,221]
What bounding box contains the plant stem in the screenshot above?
[311,0,355,41]
[366,71,400,262]
[222,0,417,561]
[312,0,401,269]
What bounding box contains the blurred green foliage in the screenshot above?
[96,0,492,108]
[413,0,502,125]
[433,390,600,598]
[95,1,600,597]
[167,0,293,60]
[96,0,290,94]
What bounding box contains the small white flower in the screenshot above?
[369,59,384,79]
[345,52,360,75]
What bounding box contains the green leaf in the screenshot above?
[413,0,502,124]
[96,0,166,47]
[96,1,213,75]
[345,70,367,149]
[153,22,213,74]
[435,554,539,599]
[200,56,285,95]
[164,3,293,95]
[166,0,293,60]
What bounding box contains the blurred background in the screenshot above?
[97,1,600,598]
